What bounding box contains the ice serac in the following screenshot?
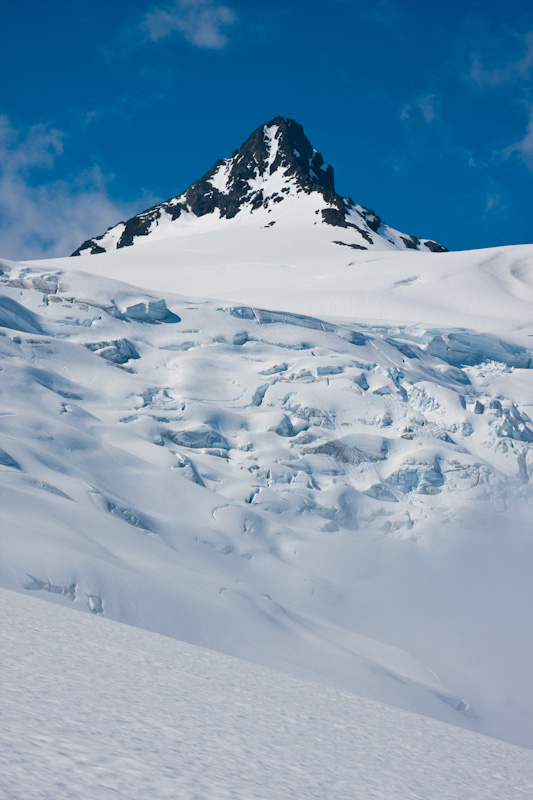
[71,116,447,255]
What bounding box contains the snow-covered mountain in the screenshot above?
[71,117,447,256]
[1,117,532,762]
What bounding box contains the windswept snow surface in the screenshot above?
[2,588,532,800]
[36,228,533,333]
[2,244,533,748]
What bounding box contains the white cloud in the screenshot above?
[141,0,237,49]
[0,115,64,170]
[0,116,155,261]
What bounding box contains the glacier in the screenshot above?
[1,247,532,749]
[1,117,532,797]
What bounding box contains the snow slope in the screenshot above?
[35,227,533,334]
[2,588,532,800]
[1,251,532,749]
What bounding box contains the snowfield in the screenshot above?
[38,225,533,333]
[2,587,532,800]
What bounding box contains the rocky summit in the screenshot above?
[71,117,447,256]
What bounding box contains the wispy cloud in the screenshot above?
[418,94,439,125]
[485,191,506,213]
[400,94,439,125]
[0,116,155,261]
[140,0,237,50]
[394,90,478,177]
[448,21,533,175]
[502,104,533,170]
[467,30,533,87]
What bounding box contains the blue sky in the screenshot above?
[1,0,533,258]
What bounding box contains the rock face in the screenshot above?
[72,116,447,255]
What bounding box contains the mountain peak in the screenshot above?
[72,117,447,256]
[231,116,336,194]
[177,116,336,222]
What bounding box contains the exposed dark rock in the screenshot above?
[332,241,368,250]
[358,207,382,233]
[355,226,374,245]
[72,228,113,256]
[424,240,448,253]
[322,208,348,227]
[117,211,161,249]
[322,209,374,243]
[166,202,187,221]
[72,240,107,256]
[399,234,447,253]
[400,235,420,250]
